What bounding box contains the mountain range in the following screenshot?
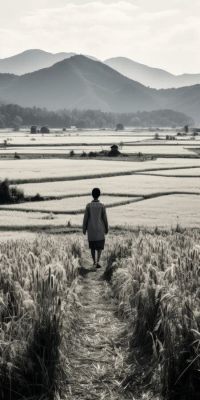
[0,53,200,122]
[105,57,200,89]
[0,50,76,75]
[1,49,200,89]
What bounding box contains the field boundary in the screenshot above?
[0,191,199,215]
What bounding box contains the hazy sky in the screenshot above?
[0,0,200,74]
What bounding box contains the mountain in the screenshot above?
[0,55,160,112]
[0,55,200,121]
[105,57,200,89]
[0,49,76,75]
[0,73,16,89]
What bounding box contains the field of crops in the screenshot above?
[0,235,83,399]
[0,158,138,181]
[106,194,200,227]
[0,230,199,399]
[1,144,200,156]
[18,173,200,197]
[145,167,200,176]
[103,230,200,399]
[1,195,137,213]
[1,157,200,183]
[0,127,200,399]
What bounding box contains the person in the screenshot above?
[83,188,109,268]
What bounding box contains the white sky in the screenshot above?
[0,0,200,74]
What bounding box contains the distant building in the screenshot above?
[31,125,37,134]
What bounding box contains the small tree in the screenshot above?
[108,145,120,157]
[14,152,21,159]
[69,150,75,157]
[31,126,37,134]
[184,125,189,133]
[40,126,50,134]
[115,123,124,131]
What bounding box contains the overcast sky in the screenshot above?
[0,0,200,74]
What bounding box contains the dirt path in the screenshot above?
[66,255,132,400]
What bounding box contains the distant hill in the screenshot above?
[105,57,200,89]
[0,73,16,89]
[0,49,76,75]
[0,55,160,112]
[0,55,200,121]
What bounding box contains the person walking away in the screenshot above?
[83,188,108,268]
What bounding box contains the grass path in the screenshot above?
[66,254,131,400]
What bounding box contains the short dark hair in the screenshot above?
[92,187,101,199]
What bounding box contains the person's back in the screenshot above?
[83,188,108,268]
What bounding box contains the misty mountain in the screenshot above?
[0,73,16,89]
[105,57,200,89]
[0,55,200,121]
[0,55,160,112]
[0,49,76,75]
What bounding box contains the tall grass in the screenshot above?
[104,231,200,399]
[0,235,83,399]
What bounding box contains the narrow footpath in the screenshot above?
[66,254,132,400]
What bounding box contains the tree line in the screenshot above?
[0,103,193,129]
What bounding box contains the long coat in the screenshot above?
[83,200,109,241]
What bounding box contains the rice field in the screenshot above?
[0,235,83,399]
[122,145,198,155]
[144,167,200,176]
[18,174,200,198]
[0,128,200,399]
[104,231,200,399]
[1,144,200,156]
[0,209,69,227]
[1,195,137,213]
[0,158,138,181]
[106,194,200,228]
[1,157,200,183]
[0,128,200,229]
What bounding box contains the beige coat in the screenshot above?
[83,200,108,241]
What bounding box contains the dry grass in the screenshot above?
[104,230,200,400]
[0,235,83,399]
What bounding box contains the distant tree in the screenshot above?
[14,152,21,159]
[88,151,97,157]
[184,125,189,133]
[108,144,120,157]
[154,133,160,140]
[0,179,24,204]
[69,150,75,157]
[40,126,50,133]
[115,123,124,131]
